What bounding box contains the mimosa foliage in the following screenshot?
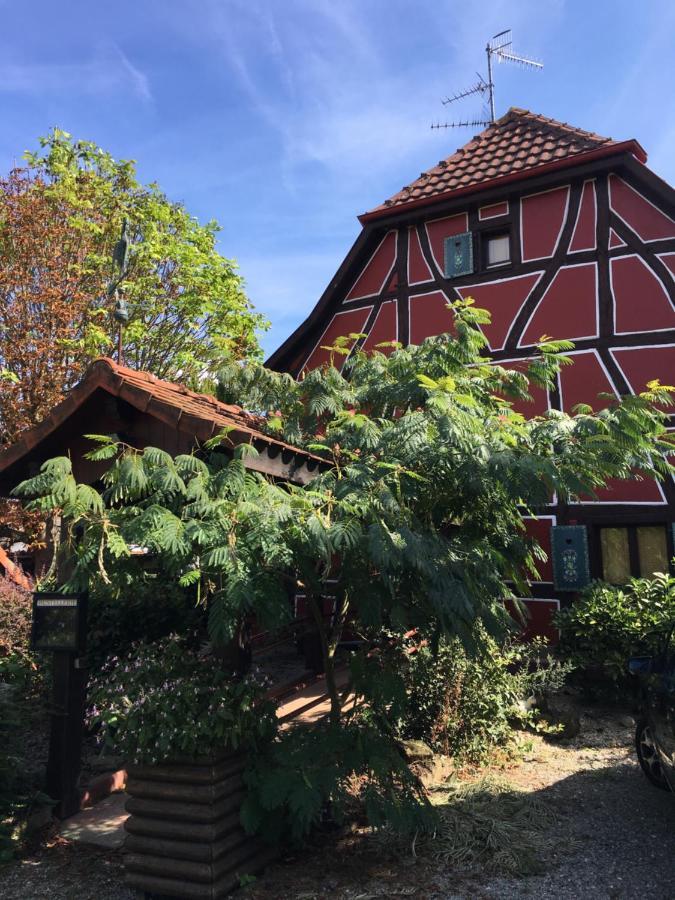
[13,299,674,838]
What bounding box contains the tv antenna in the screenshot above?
[431,29,543,131]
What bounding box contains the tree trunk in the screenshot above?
[211,617,252,677]
[306,592,341,725]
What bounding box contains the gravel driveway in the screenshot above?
[3,705,674,900]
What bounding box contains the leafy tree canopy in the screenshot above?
[0,128,267,446]
[15,300,674,707]
[13,300,674,835]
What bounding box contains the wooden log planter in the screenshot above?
[123,752,275,898]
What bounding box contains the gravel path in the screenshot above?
[3,705,674,899]
[237,708,675,900]
[0,839,133,900]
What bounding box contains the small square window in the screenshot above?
[485,233,510,267]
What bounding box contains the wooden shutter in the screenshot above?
[444,232,473,278]
[551,525,590,592]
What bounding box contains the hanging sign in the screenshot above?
[551,526,590,592]
[30,592,88,653]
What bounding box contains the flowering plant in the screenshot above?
[87,635,276,765]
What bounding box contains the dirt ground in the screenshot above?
[3,704,675,900]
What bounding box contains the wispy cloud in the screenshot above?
[113,45,152,103]
[0,42,152,103]
[202,0,432,195]
[186,0,569,351]
[201,0,563,196]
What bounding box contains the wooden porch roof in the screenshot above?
[0,358,325,488]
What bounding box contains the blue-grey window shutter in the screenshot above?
[551,525,591,592]
[444,232,473,278]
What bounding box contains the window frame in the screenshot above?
[481,228,512,270]
[594,522,673,583]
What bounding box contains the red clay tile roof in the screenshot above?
[364,108,645,219]
[92,358,267,436]
[0,358,324,484]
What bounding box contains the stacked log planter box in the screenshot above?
[124,752,274,898]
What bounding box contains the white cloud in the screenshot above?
[199,4,431,199]
[113,45,153,103]
[0,42,152,103]
[200,0,565,197]
[190,0,570,354]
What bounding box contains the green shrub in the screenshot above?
[0,576,46,863]
[555,573,675,687]
[398,636,516,759]
[389,629,572,762]
[242,631,571,847]
[87,634,277,765]
[242,715,434,845]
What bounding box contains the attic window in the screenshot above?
[444,232,473,278]
[485,232,511,268]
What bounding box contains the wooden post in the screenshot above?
[45,652,87,819]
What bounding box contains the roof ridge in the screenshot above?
[95,357,157,383]
[91,357,257,421]
[503,107,613,142]
[366,108,634,217]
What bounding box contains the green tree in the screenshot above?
[13,300,674,836]
[0,128,267,445]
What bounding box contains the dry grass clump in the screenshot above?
[412,775,558,876]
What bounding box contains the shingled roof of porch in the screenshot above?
[0,358,325,490]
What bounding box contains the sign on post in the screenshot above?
[31,593,88,653]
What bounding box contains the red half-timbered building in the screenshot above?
[268,108,675,633]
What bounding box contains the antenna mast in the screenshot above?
[431,29,543,131]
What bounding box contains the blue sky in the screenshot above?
[1,0,674,359]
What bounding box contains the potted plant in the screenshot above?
[88,633,277,898]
